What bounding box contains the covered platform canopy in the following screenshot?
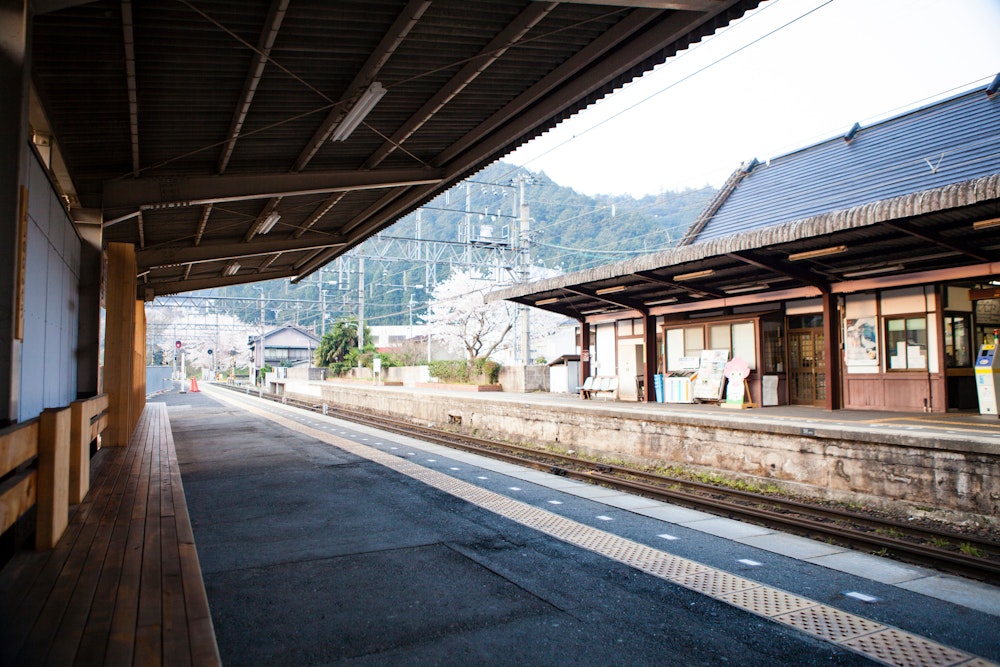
[25,0,761,299]
[492,82,1000,321]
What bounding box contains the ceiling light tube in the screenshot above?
[973,217,1000,230]
[258,211,281,234]
[534,297,559,306]
[331,82,387,141]
[595,285,626,295]
[223,261,240,276]
[643,297,678,306]
[581,308,607,315]
[788,245,847,261]
[842,264,904,278]
[673,269,714,281]
[724,284,769,294]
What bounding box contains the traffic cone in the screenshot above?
[190,377,200,392]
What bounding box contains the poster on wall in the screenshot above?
[844,317,878,367]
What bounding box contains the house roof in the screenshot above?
[492,80,1000,321]
[250,325,321,346]
[28,0,759,299]
[682,85,1000,245]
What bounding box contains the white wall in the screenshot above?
[19,153,80,420]
[594,323,616,377]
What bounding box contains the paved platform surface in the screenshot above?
[160,385,999,666]
[308,379,1000,448]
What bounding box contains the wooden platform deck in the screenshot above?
[0,402,220,666]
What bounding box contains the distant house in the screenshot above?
[496,78,1000,412]
[249,325,321,369]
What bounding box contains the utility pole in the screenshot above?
[518,173,531,365]
[259,290,265,397]
[319,267,326,337]
[357,255,365,364]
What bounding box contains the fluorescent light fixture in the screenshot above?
[581,308,607,315]
[724,284,769,294]
[643,297,678,306]
[331,82,387,141]
[258,212,281,235]
[788,245,847,261]
[535,297,559,306]
[223,261,240,276]
[595,285,626,295]
[673,269,714,281]
[973,217,1000,230]
[842,264,904,278]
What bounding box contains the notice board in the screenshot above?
[692,349,729,401]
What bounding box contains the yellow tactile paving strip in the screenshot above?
[204,386,996,667]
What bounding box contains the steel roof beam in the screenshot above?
[880,219,993,263]
[219,0,289,175]
[434,8,660,167]
[295,0,433,171]
[102,168,444,213]
[361,2,556,171]
[433,8,729,178]
[137,235,346,271]
[562,286,648,315]
[632,270,725,299]
[141,268,298,299]
[121,0,140,176]
[725,251,830,292]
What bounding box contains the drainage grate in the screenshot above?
[209,387,994,667]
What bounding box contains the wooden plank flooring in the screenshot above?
[0,403,220,666]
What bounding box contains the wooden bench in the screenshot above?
[0,402,220,666]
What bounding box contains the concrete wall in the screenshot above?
[284,381,999,525]
[384,365,430,385]
[499,365,547,392]
[19,153,81,421]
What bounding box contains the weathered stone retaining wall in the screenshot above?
[285,381,999,526]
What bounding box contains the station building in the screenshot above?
[495,79,1000,412]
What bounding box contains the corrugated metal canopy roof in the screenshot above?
[492,83,1000,321]
[28,0,761,298]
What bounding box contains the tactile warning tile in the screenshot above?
[773,604,886,643]
[205,386,995,667]
[718,585,815,618]
[677,570,760,597]
[842,628,973,667]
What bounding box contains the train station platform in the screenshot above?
[275,378,1000,527]
[169,384,998,665]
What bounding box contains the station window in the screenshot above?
[943,314,971,368]
[885,316,927,370]
[665,321,756,371]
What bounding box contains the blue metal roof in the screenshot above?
[690,85,1000,243]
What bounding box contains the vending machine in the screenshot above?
[974,330,1000,415]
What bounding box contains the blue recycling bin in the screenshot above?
[653,374,665,403]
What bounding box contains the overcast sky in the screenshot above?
[507,0,1000,198]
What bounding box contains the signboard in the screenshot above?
[692,349,729,401]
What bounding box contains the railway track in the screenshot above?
[214,383,1000,584]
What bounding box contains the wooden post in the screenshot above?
[643,313,656,403]
[822,291,841,411]
[69,401,89,504]
[104,243,138,446]
[37,407,70,549]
